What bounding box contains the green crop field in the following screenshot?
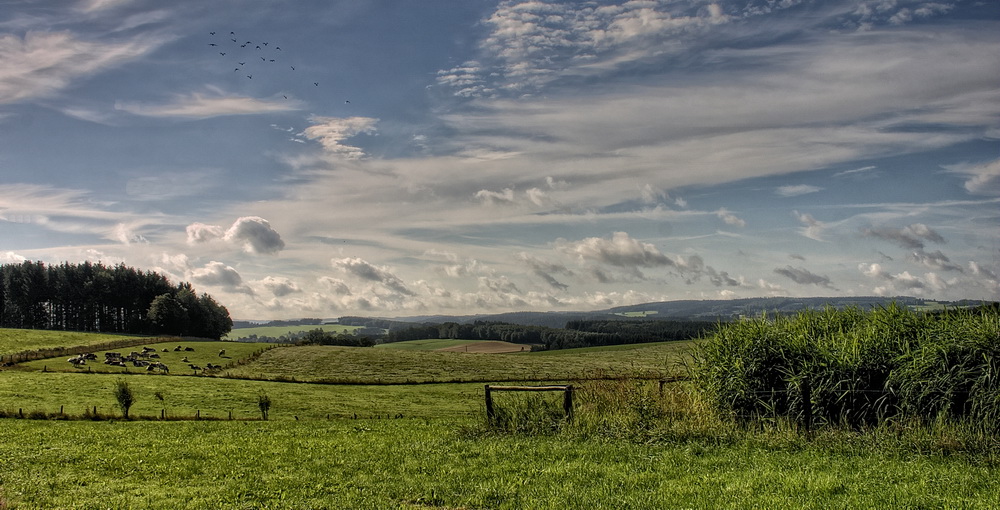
[223,323,362,340]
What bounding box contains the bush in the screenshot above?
[113,379,136,419]
[257,392,272,420]
[693,304,999,430]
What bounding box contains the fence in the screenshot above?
[484,384,574,423]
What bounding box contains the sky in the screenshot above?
[1,0,998,320]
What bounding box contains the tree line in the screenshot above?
[0,260,232,339]
[382,319,719,350]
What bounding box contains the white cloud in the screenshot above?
[947,159,1000,196]
[794,211,825,241]
[224,217,285,255]
[187,217,285,255]
[301,116,378,159]
[559,231,672,268]
[716,208,746,228]
[257,276,301,297]
[116,90,301,118]
[0,31,160,104]
[332,257,413,296]
[776,184,822,197]
[189,261,253,294]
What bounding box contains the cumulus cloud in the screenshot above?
[189,261,253,294]
[186,222,225,244]
[863,223,945,249]
[301,116,378,159]
[716,208,746,228]
[774,265,836,289]
[332,257,413,296]
[947,158,1000,196]
[224,217,285,255]
[318,276,352,295]
[559,231,672,268]
[188,217,285,255]
[257,276,301,297]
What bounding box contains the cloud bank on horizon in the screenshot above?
[0,0,997,319]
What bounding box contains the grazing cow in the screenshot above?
[174,346,183,351]
[219,349,226,357]
[185,347,195,352]
[181,356,189,363]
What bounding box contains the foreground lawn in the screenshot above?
[0,419,995,509]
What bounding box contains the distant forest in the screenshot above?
[0,261,232,339]
[340,316,718,350]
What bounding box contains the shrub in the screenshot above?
[113,379,136,419]
[257,392,272,420]
[693,303,999,430]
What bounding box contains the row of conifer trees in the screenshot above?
[0,260,231,339]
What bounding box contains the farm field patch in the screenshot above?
[223,323,362,340]
[224,342,686,384]
[0,328,153,357]
[0,371,482,420]
[377,339,530,353]
[0,419,996,509]
[14,340,271,376]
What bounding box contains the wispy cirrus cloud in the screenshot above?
[0,31,162,104]
[116,89,301,118]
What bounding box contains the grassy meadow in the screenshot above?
[0,315,998,509]
[223,323,361,341]
[0,328,153,358]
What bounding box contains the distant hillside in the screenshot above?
[386,296,983,328]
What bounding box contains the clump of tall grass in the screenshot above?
[693,303,999,431]
[484,391,570,435]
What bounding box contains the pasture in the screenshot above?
[0,321,997,509]
[223,323,362,341]
[0,328,151,357]
[222,341,686,384]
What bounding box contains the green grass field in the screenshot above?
[374,338,480,350]
[0,328,152,357]
[223,341,687,383]
[223,323,362,340]
[0,326,996,509]
[15,340,271,375]
[0,419,996,509]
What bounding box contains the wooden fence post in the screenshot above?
[563,385,574,422]
[484,384,495,423]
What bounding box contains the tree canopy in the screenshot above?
[0,260,231,339]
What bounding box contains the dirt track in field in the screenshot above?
[436,341,530,354]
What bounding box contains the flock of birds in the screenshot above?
[208,30,346,101]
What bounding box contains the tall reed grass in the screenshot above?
[692,304,999,431]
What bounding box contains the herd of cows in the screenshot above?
[66,345,227,374]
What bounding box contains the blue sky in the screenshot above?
[1,0,997,319]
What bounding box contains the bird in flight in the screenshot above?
[220,52,226,56]
[208,43,218,46]
[210,31,216,35]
